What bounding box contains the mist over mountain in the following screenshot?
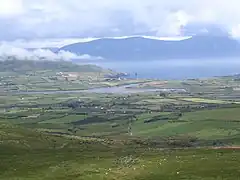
[0,45,103,62]
[26,47,59,53]
[60,35,240,61]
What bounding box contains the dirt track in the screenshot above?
[212,146,240,150]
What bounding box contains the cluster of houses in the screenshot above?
[56,71,129,82]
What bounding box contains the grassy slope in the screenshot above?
[1,123,240,180]
[0,60,104,73]
[0,59,121,92]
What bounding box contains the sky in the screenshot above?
[1,0,240,48]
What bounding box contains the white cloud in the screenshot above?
[0,36,193,49]
[0,0,24,16]
[0,44,103,61]
[0,38,99,48]
[230,25,240,38]
[1,0,240,39]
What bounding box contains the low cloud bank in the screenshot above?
[0,44,102,61]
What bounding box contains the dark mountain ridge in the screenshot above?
[60,35,240,61]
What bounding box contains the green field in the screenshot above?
[181,98,231,104]
[1,60,240,179]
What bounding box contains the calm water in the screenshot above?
[12,84,186,95]
[79,58,240,80]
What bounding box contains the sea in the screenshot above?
[76,57,240,80]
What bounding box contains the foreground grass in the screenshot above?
[1,123,240,180]
[2,147,240,180]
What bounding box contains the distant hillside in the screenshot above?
[60,35,240,60]
[0,60,104,73]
